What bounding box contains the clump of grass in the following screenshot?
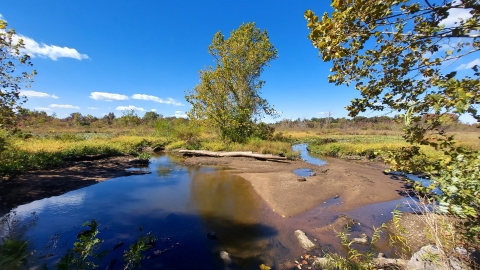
[166,140,186,150]
[200,141,228,151]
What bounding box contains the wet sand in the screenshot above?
[183,156,406,217]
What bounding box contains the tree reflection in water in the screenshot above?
[189,170,278,262]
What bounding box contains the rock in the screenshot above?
[220,250,231,263]
[128,158,150,165]
[352,233,369,245]
[406,245,468,270]
[333,195,339,199]
[310,172,316,176]
[294,230,317,251]
[297,177,307,182]
[152,146,164,152]
[373,257,407,268]
[312,257,328,269]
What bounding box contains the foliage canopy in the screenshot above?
[185,22,278,142]
[0,19,36,130]
[305,0,480,242]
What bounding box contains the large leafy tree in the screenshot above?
[0,19,36,130]
[185,22,278,142]
[305,0,480,242]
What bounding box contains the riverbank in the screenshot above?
[0,155,150,216]
[183,155,406,217]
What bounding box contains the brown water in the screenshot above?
[5,152,414,269]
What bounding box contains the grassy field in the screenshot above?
[1,123,478,177]
[0,129,299,176]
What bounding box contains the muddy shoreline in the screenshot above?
[0,155,150,216]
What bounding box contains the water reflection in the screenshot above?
[189,171,277,256]
[292,144,327,166]
[5,153,279,269]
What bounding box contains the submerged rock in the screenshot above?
[220,250,231,263]
[352,233,369,245]
[314,215,355,233]
[294,230,317,251]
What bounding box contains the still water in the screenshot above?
[6,148,417,269]
[11,154,287,269]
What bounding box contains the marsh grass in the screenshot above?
[303,135,451,162]
[0,135,169,176]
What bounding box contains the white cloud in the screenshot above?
[440,1,472,27]
[116,105,145,112]
[49,104,80,109]
[0,14,6,22]
[14,34,89,61]
[151,109,157,112]
[456,58,480,70]
[318,112,325,115]
[90,92,129,101]
[174,111,188,118]
[34,107,51,111]
[132,94,183,106]
[88,107,99,110]
[20,90,59,99]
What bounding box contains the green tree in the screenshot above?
[0,19,36,130]
[142,111,160,124]
[185,22,278,143]
[119,109,140,126]
[305,0,480,242]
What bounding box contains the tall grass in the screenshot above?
[0,135,169,176]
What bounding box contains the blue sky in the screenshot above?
[1,1,478,123]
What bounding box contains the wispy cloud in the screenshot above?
[12,34,89,61]
[151,109,157,112]
[116,105,145,112]
[440,1,472,27]
[34,107,51,111]
[88,107,99,110]
[20,90,58,99]
[132,94,183,106]
[318,112,325,115]
[90,92,129,101]
[456,58,480,70]
[49,104,80,109]
[0,14,6,22]
[174,111,187,118]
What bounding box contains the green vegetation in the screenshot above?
[185,22,278,143]
[0,19,37,131]
[0,211,37,270]
[306,0,480,243]
[56,219,105,270]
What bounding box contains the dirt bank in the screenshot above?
[183,156,406,217]
[0,156,149,216]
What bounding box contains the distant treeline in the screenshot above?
[15,108,476,132]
